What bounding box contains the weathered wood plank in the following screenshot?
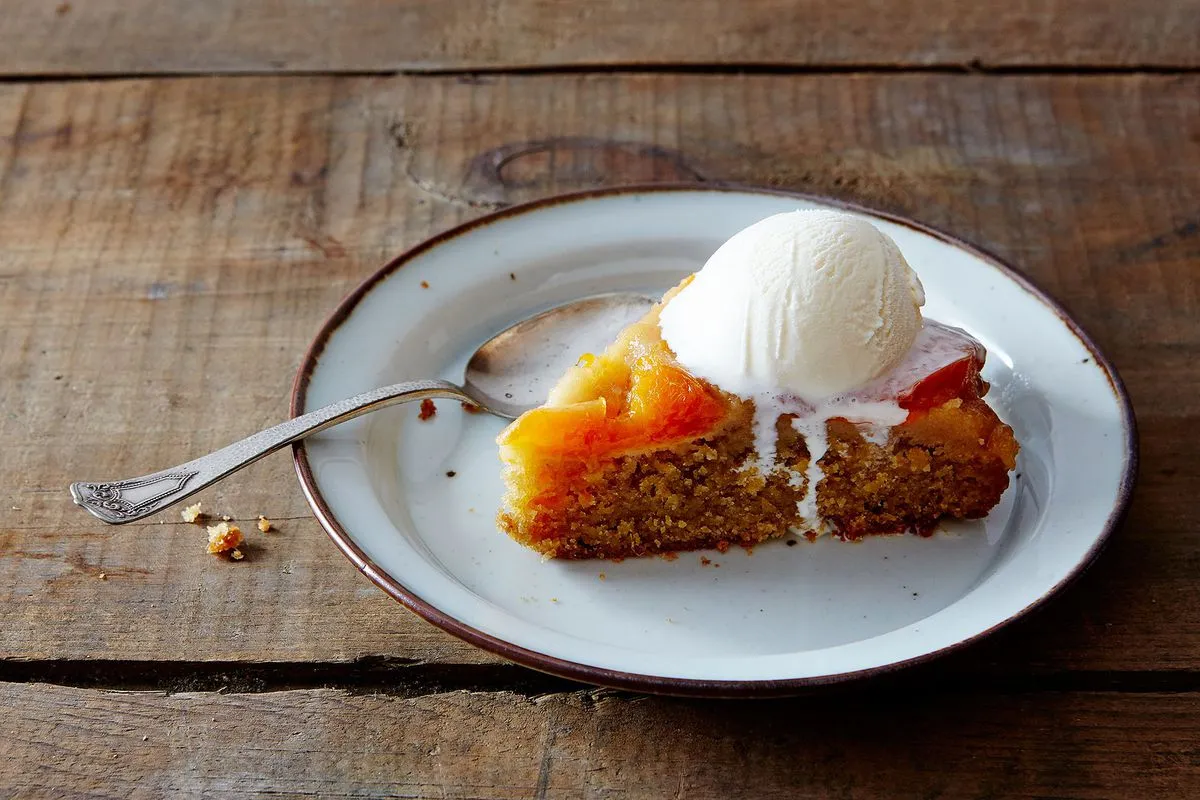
[1,683,1197,798]
[0,74,1196,671]
[1,1,1198,75]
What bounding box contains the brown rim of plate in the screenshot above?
[290,182,1139,699]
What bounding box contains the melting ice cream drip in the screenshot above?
[794,417,828,528]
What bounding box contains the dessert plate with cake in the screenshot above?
[292,186,1136,695]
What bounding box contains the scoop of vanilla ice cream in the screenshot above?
[658,210,926,399]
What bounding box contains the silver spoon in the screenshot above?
[70,292,655,524]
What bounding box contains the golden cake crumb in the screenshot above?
[206,521,243,555]
[257,515,272,533]
[180,502,202,523]
[221,514,231,521]
[230,548,245,560]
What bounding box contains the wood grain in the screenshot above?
[1,1,1198,75]
[0,74,1197,674]
[2,682,1198,798]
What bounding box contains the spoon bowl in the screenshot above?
[465,293,655,418]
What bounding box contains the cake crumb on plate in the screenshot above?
[257,516,272,532]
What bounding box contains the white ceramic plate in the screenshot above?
[292,186,1136,696]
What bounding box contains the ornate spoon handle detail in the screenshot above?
[70,379,470,524]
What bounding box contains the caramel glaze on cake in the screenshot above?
[497,288,1019,560]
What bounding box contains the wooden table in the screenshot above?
[2,2,1197,796]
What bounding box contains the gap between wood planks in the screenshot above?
[2,659,1200,698]
[0,61,1198,85]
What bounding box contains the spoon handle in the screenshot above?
[70,379,470,525]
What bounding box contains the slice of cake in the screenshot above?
[497,210,1018,559]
